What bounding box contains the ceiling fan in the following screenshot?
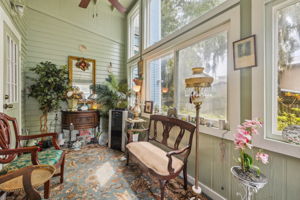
[79,0,127,14]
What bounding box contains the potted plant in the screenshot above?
[27,61,69,133]
[231,119,269,199]
[93,73,132,134]
[133,74,143,87]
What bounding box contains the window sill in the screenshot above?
[141,113,234,141]
[253,134,300,159]
[198,125,233,140]
[143,113,300,158]
[127,54,140,64]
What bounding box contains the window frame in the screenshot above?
[145,51,175,113]
[252,0,300,159]
[127,61,139,107]
[142,0,240,54]
[0,6,22,126]
[142,6,241,139]
[127,1,141,60]
[175,29,229,122]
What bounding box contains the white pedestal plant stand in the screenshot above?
[231,166,268,200]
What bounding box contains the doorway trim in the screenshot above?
[0,5,22,127]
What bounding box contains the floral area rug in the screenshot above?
[8,144,209,200]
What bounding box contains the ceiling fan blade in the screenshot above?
[108,0,127,13]
[79,0,92,8]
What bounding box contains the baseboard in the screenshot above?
[180,172,226,200]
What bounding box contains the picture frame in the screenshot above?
[233,35,257,70]
[144,101,153,114]
[68,56,96,94]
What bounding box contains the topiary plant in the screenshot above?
[27,61,69,133]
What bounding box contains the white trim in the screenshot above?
[127,1,140,60]
[185,173,226,200]
[0,6,22,129]
[252,0,300,158]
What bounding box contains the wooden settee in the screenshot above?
[126,115,196,200]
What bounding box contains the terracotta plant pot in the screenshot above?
[133,79,143,86]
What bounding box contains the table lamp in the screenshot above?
[185,67,213,197]
[132,85,141,120]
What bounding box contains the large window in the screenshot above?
[178,31,228,121]
[145,0,227,47]
[267,0,300,139]
[128,4,140,58]
[148,53,174,113]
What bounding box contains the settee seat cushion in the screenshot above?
[0,149,63,175]
[126,141,184,176]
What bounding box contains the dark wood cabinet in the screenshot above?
[61,110,100,130]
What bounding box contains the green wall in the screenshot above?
[23,0,127,134]
[1,0,300,199]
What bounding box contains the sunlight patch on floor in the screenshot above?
[96,161,115,187]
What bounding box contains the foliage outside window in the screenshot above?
[148,54,174,113]
[273,2,300,134]
[129,64,139,106]
[178,31,228,121]
[128,5,140,58]
[146,0,226,47]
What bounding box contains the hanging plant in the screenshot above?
[27,61,69,133]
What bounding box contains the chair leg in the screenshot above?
[159,180,166,200]
[126,152,129,166]
[183,164,188,190]
[44,180,50,199]
[60,156,65,184]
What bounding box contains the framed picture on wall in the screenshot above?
[144,101,153,114]
[233,35,257,70]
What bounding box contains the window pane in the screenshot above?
[149,54,174,113]
[130,65,139,106]
[178,31,227,121]
[129,9,140,57]
[276,2,300,132]
[147,0,226,47]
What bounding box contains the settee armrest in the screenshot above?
[0,147,39,165]
[166,145,191,175]
[18,133,60,150]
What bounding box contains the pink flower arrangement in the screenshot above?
[234,119,262,150]
[234,119,269,174]
[256,152,269,164]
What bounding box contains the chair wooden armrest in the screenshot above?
[18,133,60,150]
[0,147,39,165]
[166,145,191,175]
[0,165,55,200]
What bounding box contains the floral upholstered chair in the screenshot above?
[0,113,66,199]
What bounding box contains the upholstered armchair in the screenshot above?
[0,113,65,199]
